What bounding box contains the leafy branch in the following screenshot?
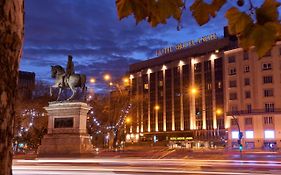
[116,0,281,57]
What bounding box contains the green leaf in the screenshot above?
[256,0,280,25]
[190,0,226,26]
[225,7,253,35]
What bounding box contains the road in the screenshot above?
[13,157,281,175]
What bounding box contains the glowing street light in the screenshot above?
[123,77,129,85]
[103,74,111,81]
[216,108,223,115]
[90,78,96,83]
[109,82,113,86]
[154,105,160,111]
[190,87,198,95]
[126,117,131,123]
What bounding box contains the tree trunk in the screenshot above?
[0,0,24,175]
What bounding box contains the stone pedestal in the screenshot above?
[38,102,93,156]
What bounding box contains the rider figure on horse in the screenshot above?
[62,55,75,87]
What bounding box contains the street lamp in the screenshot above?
[154,105,160,111]
[190,87,198,95]
[232,115,243,153]
[216,108,223,115]
[123,77,129,86]
[126,117,131,123]
[90,77,96,83]
[103,74,111,81]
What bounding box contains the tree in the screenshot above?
[14,94,51,153]
[0,0,24,174]
[116,0,281,57]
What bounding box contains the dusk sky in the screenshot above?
[20,0,277,91]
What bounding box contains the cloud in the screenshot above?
[22,0,277,92]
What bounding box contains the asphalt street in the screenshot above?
[13,157,281,175]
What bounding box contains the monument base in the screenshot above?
[38,133,93,156]
[38,101,93,157]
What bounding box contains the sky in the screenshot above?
[20,0,277,92]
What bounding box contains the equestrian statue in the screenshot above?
[50,55,87,101]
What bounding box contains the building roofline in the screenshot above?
[129,37,237,73]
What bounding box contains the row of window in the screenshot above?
[229,63,272,76]
[228,52,249,63]
[231,116,273,126]
[229,76,273,88]
[231,130,275,139]
[228,48,281,63]
[230,103,275,113]
[229,89,274,100]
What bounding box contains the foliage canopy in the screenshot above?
[116,0,281,57]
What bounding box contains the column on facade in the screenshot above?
[211,58,217,129]
[147,70,151,132]
[136,74,140,133]
[129,75,133,133]
[155,72,159,132]
[179,62,184,131]
[140,72,144,133]
[190,59,196,129]
[202,60,206,130]
[171,67,175,131]
[162,66,167,131]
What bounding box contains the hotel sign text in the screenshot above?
[156,33,218,56]
[170,137,193,141]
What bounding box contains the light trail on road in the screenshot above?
[13,158,281,175]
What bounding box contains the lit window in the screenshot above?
[217,81,222,89]
[245,131,254,139]
[144,83,149,89]
[232,131,239,139]
[264,130,275,139]
[262,63,272,70]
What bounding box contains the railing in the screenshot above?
[226,109,281,116]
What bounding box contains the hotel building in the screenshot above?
[127,28,281,149]
[225,42,281,149]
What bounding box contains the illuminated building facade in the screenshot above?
[128,28,281,149]
[225,42,281,149]
[127,28,237,148]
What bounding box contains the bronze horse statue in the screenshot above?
[50,65,87,101]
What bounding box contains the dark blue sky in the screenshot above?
[20,0,276,91]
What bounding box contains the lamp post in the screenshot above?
[232,115,243,154]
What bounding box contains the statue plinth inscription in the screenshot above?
[38,102,93,156]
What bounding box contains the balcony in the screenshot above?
[226,108,281,116]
